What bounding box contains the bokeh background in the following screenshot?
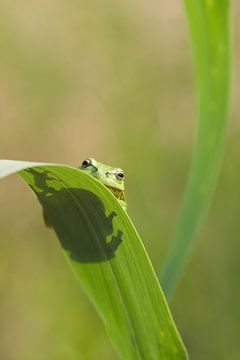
[0,1,239,359]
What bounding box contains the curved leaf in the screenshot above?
[161,0,231,296]
[0,160,188,359]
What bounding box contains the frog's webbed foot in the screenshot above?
[105,230,123,255]
[102,211,117,236]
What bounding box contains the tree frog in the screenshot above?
[79,158,127,210]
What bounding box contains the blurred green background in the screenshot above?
[0,1,239,359]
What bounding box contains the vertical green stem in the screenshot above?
[160,0,231,297]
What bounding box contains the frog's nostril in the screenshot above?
[105,171,110,177]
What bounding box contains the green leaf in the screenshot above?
[160,0,231,296]
[0,160,188,359]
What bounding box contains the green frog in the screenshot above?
[79,158,127,210]
[44,158,127,228]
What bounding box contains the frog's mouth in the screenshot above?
[106,185,125,201]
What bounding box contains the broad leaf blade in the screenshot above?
[0,160,188,359]
[161,0,231,296]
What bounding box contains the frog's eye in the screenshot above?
[116,171,124,180]
[81,159,91,167]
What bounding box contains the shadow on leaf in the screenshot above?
[25,168,123,263]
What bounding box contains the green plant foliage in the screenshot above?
[0,160,188,360]
[161,0,231,296]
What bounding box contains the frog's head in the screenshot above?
[79,158,125,197]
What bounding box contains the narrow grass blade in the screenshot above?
[160,0,231,296]
[0,160,188,359]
